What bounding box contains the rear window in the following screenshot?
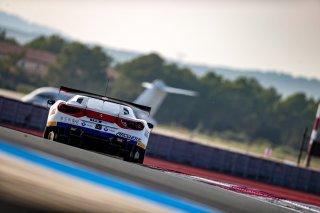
[76,98,84,104]
[87,98,103,110]
[102,101,120,115]
[87,98,120,115]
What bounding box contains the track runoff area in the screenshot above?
[2,127,319,213]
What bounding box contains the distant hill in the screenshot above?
[0,11,61,43]
[0,11,319,99]
[187,64,320,99]
[104,48,140,64]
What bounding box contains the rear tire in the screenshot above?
[43,127,50,139]
[123,146,145,164]
[136,147,145,164]
[48,130,59,142]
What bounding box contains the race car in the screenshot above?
[43,86,153,164]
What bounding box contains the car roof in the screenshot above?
[69,95,132,109]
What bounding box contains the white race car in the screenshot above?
[44,86,153,164]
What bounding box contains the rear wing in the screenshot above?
[59,86,151,114]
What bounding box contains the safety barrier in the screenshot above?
[147,133,320,194]
[0,96,48,131]
[0,96,319,195]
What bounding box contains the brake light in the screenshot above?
[57,103,85,117]
[118,118,144,131]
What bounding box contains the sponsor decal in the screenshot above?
[86,122,94,128]
[136,141,146,149]
[116,132,141,142]
[50,108,56,116]
[60,116,79,125]
[81,121,86,126]
[144,130,150,138]
[90,118,102,123]
[103,127,108,132]
[60,116,67,122]
[47,121,57,126]
[71,119,79,125]
[108,129,115,133]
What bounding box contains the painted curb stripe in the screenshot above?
[0,140,217,213]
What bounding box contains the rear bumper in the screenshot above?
[45,122,139,147]
[44,122,139,156]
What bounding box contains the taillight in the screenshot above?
[57,103,85,117]
[118,118,144,131]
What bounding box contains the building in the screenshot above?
[0,41,57,78]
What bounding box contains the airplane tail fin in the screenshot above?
[141,82,197,96]
[134,80,197,120]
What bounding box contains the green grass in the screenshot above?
[154,124,320,170]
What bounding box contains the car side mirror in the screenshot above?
[47,99,56,106]
[147,123,154,129]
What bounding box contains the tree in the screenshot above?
[25,35,66,54]
[48,42,112,94]
[97,52,319,150]
[0,30,18,44]
[111,53,165,100]
[272,93,316,148]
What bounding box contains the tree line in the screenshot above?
[0,34,111,94]
[0,34,318,150]
[111,54,318,149]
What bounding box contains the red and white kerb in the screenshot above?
[308,102,320,152]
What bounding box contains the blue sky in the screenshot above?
[0,0,319,79]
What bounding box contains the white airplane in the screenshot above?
[21,87,73,106]
[134,79,197,124]
[22,80,197,124]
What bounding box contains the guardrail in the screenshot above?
[0,96,48,131]
[0,96,319,195]
[147,134,320,194]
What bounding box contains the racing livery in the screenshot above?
[43,86,153,164]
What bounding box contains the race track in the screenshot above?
[0,127,313,213]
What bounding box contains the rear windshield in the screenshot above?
[87,98,120,115]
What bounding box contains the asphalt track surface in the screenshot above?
[0,127,304,213]
[4,124,320,209]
